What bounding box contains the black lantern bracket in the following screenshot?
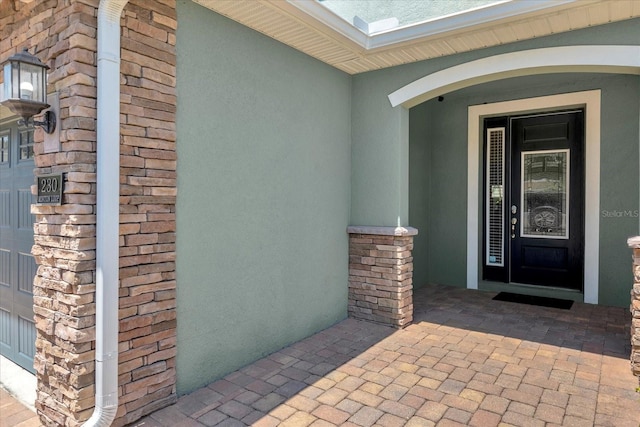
[18,109,56,134]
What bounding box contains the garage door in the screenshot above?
[0,121,36,373]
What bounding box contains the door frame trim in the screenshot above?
[468,90,600,303]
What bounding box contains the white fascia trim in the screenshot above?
[367,0,577,49]
[287,0,580,50]
[389,45,640,108]
[284,0,368,46]
[467,90,601,304]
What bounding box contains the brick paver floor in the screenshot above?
[4,284,638,426]
[132,284,639,426]
[0,388,39,427]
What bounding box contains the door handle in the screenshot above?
[511,217,517,238]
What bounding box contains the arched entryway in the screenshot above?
[389,45,640,108]
[396,45,639,306]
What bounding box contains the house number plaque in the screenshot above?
[37,174,63,205]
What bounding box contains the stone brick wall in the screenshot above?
[114,1,177,425]
[628,237,640,386]
[1,0,177,425]
[347,226,417,328]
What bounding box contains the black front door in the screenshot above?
[483,111,584,290]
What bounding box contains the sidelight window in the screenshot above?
[486,127,505,266]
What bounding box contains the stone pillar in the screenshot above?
[628,237,640,386]
[2,1,177,426]
[347,226,417,328]
[115,1,178,425]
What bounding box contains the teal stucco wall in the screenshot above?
[174,6,639,395]
[175,1,351,394]
[351,75,409,226]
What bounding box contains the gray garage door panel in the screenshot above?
[0,123,36,373]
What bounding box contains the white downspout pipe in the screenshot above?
[84,0,128,426]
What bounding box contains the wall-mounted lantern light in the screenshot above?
[1,48,56,133]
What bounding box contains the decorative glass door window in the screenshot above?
[521,149,569,239]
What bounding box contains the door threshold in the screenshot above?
[508,281,582,293]
[479,280,584,302]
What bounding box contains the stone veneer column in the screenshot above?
[115,1,178,424]
[628,237,640,386]
[347,226,418,328]
[2,1,177,426]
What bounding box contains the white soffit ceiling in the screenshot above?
[194,0,640,74]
